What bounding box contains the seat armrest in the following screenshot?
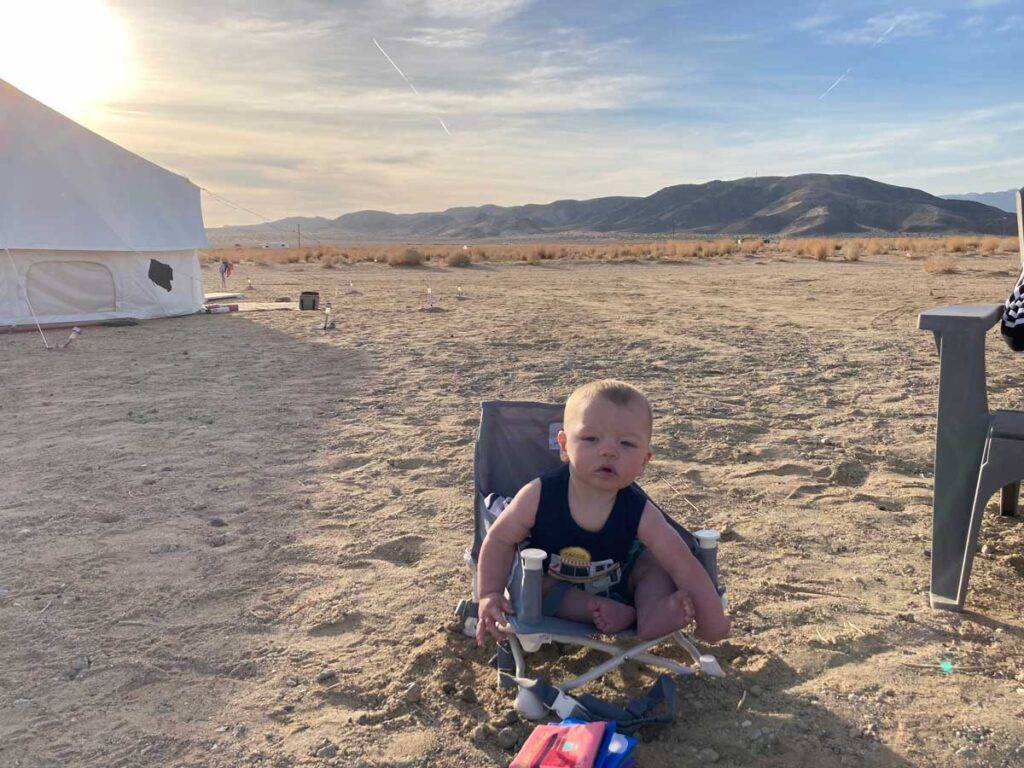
[918,304,1002,334]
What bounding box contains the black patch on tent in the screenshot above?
[148,259,174,292]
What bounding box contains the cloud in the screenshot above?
[815,11,940,44]
[794,13,837,32]
[968,0,1008,8]
[997,16,1024,32]
[394,26,485,47]
[383,0,532,22]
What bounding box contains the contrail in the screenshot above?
[818,67,851,100]
[373,37,452,135]
[817,18,901,100]
[373,37,419,96]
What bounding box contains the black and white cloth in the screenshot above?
[1002,266,1024,351]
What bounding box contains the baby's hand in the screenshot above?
[476,592,513,646]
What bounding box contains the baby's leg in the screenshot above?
[630,550,695,640]
[544,576,635,633]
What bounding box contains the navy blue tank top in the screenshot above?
[528,464,647,572]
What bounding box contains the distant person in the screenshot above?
[218,259,234,290]
[475,380,731,645]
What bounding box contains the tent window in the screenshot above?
[26,261,116,315]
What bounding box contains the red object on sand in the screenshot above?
[510,721,605,768]
[205,304,239,314]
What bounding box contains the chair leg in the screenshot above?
[1000,481,1019,517]
[958,438,1024,606]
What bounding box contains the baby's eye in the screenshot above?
[581,436,598,442]
[621,441,637,448]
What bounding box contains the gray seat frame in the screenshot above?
[917,187,1024,611]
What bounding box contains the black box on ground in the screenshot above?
[299,291,320,310]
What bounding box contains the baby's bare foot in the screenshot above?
[667,590,695,627]
[586,596,636,634]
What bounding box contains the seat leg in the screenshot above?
[1000,481,1019,517]
[957,438,1024,606]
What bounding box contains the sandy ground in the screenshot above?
[2,252,1023,768]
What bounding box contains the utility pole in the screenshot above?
[297,223,302,249]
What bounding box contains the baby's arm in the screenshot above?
[475,479,540,645]
[637,503,731,643]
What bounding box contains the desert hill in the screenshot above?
[210,173,1016,243]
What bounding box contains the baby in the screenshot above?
[476,380,731,645]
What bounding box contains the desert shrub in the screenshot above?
[923,254,956,274]
[387,248,424,267]
[948,237,968,253]
[285,252,301,264]
[811,240,831,261]
[843,242,862,262]
[998,237,1018,252]
[445,250,471,267]
[980,237,1000,254]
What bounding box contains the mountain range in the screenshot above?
[941,189,1018,213]
[209,174,1017,243]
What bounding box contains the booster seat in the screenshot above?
[454,400,727,721]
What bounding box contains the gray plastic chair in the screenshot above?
[917,187,1024,611]
[455,400,725,718]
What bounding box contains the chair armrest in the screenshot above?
[918,304,1002,334]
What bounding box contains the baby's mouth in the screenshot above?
[599,466,616,475]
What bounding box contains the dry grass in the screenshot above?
[444,250,472,267]
[387,248,424,267]
[923,254,957,274]
[200,233,1019,271]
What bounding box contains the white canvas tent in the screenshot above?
[0,79,207,328]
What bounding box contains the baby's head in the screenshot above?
[564,379,653,439]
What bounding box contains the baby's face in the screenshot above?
[559,396,651,490]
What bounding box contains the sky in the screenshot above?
[2,0,1023,227]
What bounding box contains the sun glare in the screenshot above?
[0,0,134,117]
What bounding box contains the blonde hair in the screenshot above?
[564,379,653,438]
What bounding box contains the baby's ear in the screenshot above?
[556,430,569,461]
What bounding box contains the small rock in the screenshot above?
[460,686,477,703]
[441,681,456,695]
[955,746,977,758]
[315,743,338,758]
[896,612,915,623]
[503,710,518,725]
[283,676,299,687]
[697,747,719,763]
[749,685,763,697]
[316,669,337,684]
[497,727,518,749]
[69,655,91,678]
[980,544,994,556]
[210,517,227,527]
[741,720,752,728]
[471,724,490,744]
[404,683,422,703]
